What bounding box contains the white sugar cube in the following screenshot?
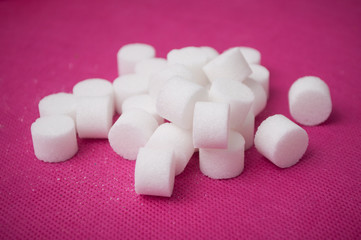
[167,47,209,86]
[156,77,208,129]
[239,47,261,65]
[122,94,164,125]
[199,131,245,179]
[148,63,194,99]
[134,58,168,78]
[145,123,194,175]
[38,93,77,121]
[117,43,155,76]
[73,78,115,114]
[243,78,267,116]
[135,147,175,197]
[113,74,149,114]
[203,47,252,83]
[254,114,309,168]
[209,79,254,129]
[200,46,219,61]
[249,64,270,98]
[237,111,255,150]
[76,96,113,139]
[193,102,230,149]
[289,76,332,126]
[31,115,78,162]
[108,109,158,160]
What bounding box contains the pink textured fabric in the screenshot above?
[1,0,361,239]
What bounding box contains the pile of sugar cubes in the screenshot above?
[31,43,332,197]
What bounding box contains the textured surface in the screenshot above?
[1,0,361,239]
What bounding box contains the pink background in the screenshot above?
[1,0,361,239]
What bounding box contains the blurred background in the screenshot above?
[1,0,360,239]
